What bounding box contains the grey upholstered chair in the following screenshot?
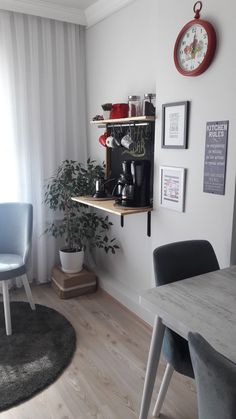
[188,332,236,419]
[0,202,35,335]
[152,240,219,417]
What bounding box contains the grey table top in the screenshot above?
[140,266,236,363]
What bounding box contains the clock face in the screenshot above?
[177,24,208,72]
[174,18,217,77]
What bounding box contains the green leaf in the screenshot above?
[43,158,119,253]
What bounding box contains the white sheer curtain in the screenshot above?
[0,11,87,283]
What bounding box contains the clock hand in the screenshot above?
[191,34,197,58]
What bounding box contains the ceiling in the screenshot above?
[0,0,136,27]
[40,0,98,10]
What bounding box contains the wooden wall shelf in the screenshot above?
[72,196,153,236]
[72,196,152,216]
[90,116,155,125]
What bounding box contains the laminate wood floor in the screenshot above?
[0,285,197,419]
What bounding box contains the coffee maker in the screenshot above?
[113,160,151,208]
[131,160,151,207]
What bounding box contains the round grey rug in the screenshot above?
[0,301,76,412]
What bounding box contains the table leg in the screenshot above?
[139,316,165,419]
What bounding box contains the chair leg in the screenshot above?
[2,280,12,336]
[22,275,36,310]
[152,363,174,418]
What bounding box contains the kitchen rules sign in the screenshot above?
[203,121,229,195]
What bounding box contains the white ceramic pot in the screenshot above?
[59,249,84,274]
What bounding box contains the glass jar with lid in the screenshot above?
[128,95,142,117]
[142,93,156,116]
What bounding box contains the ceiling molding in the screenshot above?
[0,0,87,25]
[85,0,136,28]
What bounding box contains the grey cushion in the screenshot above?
[0,254,25,280]
[153,240,219,378]
[188,332,236,419]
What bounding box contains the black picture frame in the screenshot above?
[162,101,189,149]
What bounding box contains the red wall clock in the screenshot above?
[174,1,217,76]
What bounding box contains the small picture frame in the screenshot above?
[162,101,189,149]
[159,166,186,212]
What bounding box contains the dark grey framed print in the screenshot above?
[162,101,190,149]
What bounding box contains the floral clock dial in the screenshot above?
[174,2,217,76]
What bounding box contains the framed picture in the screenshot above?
[162,101,189,149]
[159,166,186,212]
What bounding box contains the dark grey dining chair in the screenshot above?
[0,202,35,335]
[188,332,236,419]
[152,240,219,417]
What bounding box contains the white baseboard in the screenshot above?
[96,268,155,325]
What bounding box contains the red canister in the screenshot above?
[110,103,129,119]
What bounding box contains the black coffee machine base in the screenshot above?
[115,199,151,210]
[115,198,135,207]
[93,192,107,198]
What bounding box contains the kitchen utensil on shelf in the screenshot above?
[128,95,142,117]
[99,131,108,147]
[115,160,151,207]
[131,160,151,207]
[142,93,156,116]
[110,103,129,119]
[114,160,134,207]
[106,135,120,148]
[93,115,104,121]
[121,182,135,207]
[121,133,135,150]
[93,177,116,199]
[101,103,112,120]
[106,125,120,147]
[112,174,126,198]
[93,177,107,198]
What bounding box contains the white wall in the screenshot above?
[86,0,236,323]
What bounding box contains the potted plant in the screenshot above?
[44,159,119,273]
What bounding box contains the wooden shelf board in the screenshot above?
[90,116,155,125]
[72,196,152,216]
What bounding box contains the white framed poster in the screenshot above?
[162,101,189,149]
[159,166,186,212]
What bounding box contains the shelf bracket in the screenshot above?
[120,215,124,228]
[147,211,151,237]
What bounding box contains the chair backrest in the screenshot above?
[153,240,219,286]
[188,332,236,419]
[152,240,219,378]
[0,203,33,263]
